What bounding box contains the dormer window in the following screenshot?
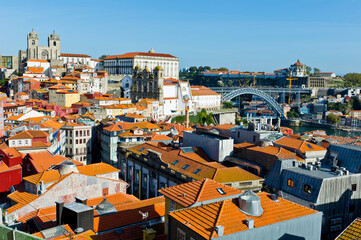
[303,184,312,194]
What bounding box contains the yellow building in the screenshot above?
[51,89,80,107]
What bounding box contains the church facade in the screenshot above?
[19,30,61,64]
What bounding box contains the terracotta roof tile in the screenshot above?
[159,178,242,207]
[169,192,318,239]
[23,169,61,184]
[104,52,177,60]
[77,162,120,176]
[274,136,326,153]
[336,218,361,240]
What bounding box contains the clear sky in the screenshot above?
[1,0,360,75]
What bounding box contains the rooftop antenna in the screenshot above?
[238,63,240,71]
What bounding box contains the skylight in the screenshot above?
[172,160,179,165]
[182,164,190,170]
[217,188,226,195]
[193,169,202,174]
[139,147,145,152]
[306,143,314,149]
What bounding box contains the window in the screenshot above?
[76,131,78,137]
[217,188,226,195]
[193,169,202,174]
[76,139,79,144]
[70,139,72,144]
[172,160,179,165]
[303,184,312,194]
[177,228,186,240]
[287,179,294,188]
[169,200,176,211]
[352,184,357,191]
[87,130,90,136]
[182,164,190,170]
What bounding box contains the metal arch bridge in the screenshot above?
[222,88,286,119]
[210,87,312,94]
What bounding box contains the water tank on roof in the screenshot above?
[58,160,79,176]
[238,190,263,217]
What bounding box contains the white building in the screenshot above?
[62,123,92,165]
[290,60,307,77]
[163,78,193,116]
[25,59,51,77]
[190,86,222,111]
[318,72,336,78]
[104,49,179,79]
[121,75,132,99]
[89,59,104,71]
[60,53,91,65]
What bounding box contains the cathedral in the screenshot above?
[19,29,61,64]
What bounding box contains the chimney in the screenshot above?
[246,219,254,229]
[56,200,64,225]
[75,196,87,205]
[215,225,224,236]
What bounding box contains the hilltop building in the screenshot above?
[19,30,61,65]
[103,49,179,79]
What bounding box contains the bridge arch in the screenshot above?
[222,88,285,119]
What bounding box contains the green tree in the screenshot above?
[344,73,361,87]
[287,109,300,119]
[217,67,229,71]
[313,68,320,75]
[326,113,341,125]
[305,66,312,75]
[99,55,109,60]
[189,66,198,73]
[223,102,233,108]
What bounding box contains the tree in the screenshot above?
[344,73,361,87]
[305,66,312,75]
[287,109,300,119]
[204,66,211,71]
[189,66,197,73]
[313,68,320,75]
[223,102,233,108]
[217,67,229,72]
[326,113,341,125]
[99,55,109,60]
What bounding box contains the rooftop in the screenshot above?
[159,178,242,207]
[169,192,318,239]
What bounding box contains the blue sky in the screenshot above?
[1,0,360,75]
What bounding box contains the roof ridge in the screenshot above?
[211,200,226,238]
[194,179,208,203]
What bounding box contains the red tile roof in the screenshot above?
[159,178,242,207]
[60,53,91,58]
[169,192,318,239]
[104,52,177,60]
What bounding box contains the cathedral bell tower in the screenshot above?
[27,29,39,59]
[48,30,61,59]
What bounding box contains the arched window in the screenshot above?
[53,41,56,46]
